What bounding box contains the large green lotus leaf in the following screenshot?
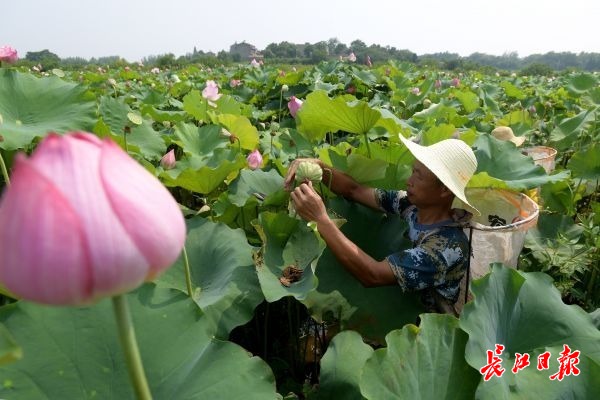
[304,197,424,343]
[315,331,373,400]
[410,102,462,125]
[295,90,381,142]
[215,114,259,151]
[460,265,600,397]
[276,128,315,162]
[98,95,133,133]
[524,213,584,254]
[227,169,285,207]
[344,153,388,184]
[550,109,596,150]
[453,88,480,113]
[474,347,600,400]
[374,108,416,136]
[154,218,263,337]
[140,104,187,123]
[361,314,480,400]
[0,322,21,366]
[0,69,96,150]
[566,73,598,94]
[0,285,277,399]
[252,212,326,302]
[480,85,502,116]
[98,96,165,160]
[172,123,228,158]
[159,149,245,194]
[567,142,600,180]
[539,180,581,215]
[500,81,526,100]
[182,89,210,122]
[473,134,569,190]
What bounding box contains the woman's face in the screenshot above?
[406,160,448,207]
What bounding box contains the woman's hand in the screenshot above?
[290,181,329,223]
[283,158,320,191]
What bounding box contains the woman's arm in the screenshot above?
[290,181,397,287]
[284,159,380,211]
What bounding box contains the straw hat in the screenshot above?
[491,126,526,147]
[399,135,480,216]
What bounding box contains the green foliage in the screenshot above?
[1,59,599,399]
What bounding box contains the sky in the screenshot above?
[3,0,599,62]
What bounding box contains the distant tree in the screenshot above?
[25,49,60,69]
[310,41,328,63]
[156,53,176,68]
[519,62,554,76]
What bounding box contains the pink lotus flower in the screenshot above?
[202,80,222,102]
[150,67,160,74]
[247,150,263,170]
[230,79,241,87]
[434,79,442,89]
[347,52,357,62]
[288,96,303,118]
[450,78,460,87]
[160,149,176,169]
[0,46,18,64]
[250,58,260,68]
[410,87,421,95]
[0,132,186,305]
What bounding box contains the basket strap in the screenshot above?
[465,226,474,304]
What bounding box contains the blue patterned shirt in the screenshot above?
[375,189,471,305]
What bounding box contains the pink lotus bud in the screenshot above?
[0,46,18,63]
[202,80,222,102]
[410,87,421,95]
[160,149,176,169]
[288,96,303,118]
[250,58,260,68]
[348,52,357,62]
[450,78,460,87]
[230,79,241,87]
[346,85,356,94]
[366,56,372,67]
[385,68,391,76]
[434,79,442,89]
[279,70,286,77]
[528,105,536,114]
[246,150,263,170]
[0,133,186,305]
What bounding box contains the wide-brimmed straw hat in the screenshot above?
[399,135,480,216]
[491,126,526,147]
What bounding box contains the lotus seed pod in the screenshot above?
[295,161,323,184]
[423,99,432,108]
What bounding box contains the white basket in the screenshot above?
[522,146,558,173]
[455,188,539,279]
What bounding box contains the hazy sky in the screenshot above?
[3,0,599,62]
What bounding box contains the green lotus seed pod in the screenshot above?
[295,161,323,184]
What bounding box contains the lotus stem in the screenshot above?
[363,133,372,158]
[0,150,10,186]
[182,246,194,297]
[112,294,153,400]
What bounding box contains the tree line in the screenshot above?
[18,39,600,73]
